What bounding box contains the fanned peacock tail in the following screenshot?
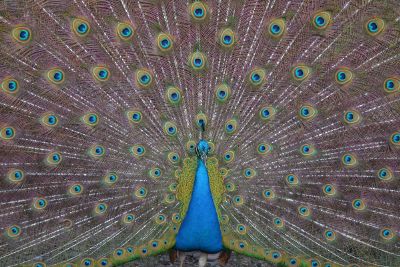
[0,0,399,266]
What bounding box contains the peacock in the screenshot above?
[0,0,399,266]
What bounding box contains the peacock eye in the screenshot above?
[190,52,206,70]
[12,26,32,43]
[157,33,173,52]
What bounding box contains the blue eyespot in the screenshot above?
[194,8,204,18]
[337,71,346,81]
[19,30,30,41]
[252,73,260,82]
[194,58,202,67]
[78,23,88,34]
[391,132,400,144]
[160,38,170,48]
[89,114,97,123]
[121,27,132,37]
[295,68,304,78]
[8,80,17,91]
[368,21,378,33]
[270,24,281,34]
[315,16,325,26]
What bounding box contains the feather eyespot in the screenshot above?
[219,28,236,48]
[383,77,399,93]
[94,203,107,215]
[248,67,266,87]
[33,262,46,267]
[365,18,385,36]
[0,126,16,140]
[273,217,284,228]
[117,22,134,41]
[215,83,231,103]
[195,113,208,130]
[343,110,361,125]
[69,184,83,195]
[163,121,178,137]
[236,224,247,235]
[189,52,206,70]
[167,152,180,164]
[1,77,19,94]
[298,206,310,217]
[172,213,181,223]
[47,68,65,84]
[81,258,94,267]
[89,144,105,159]
[6,225,21,238]
[262,189,275,200]
[190,2,208,21]
[285,174,299,186]
[12,26,31,43]
[41,113,59,127]
[136,69,153,88]
[257,143,272,155]
[7,169,24,183]
[292,65,311,81]
[82,112,99,127]
[223,150,235,163]
[149,167,162,179]
[135,186,147,199]
[233,195,244,205]
[97,258,110,267]
[380,228,395,241]
[268,18,285,38]
[342,153,357,167]
[352,199,365,211]
[92,66,110,82]
[390,131,400,146]
[157,33,173,52]
[377,167,393,181]
[271,251,282,262]
[300,144,316,156]
[324,230,336,241]
[169,183,177,192]
[186,140,196,154]
[33,198,48,210]
[130,145,146,158]
[155,214,166,224]
[225,182,236,192]
[72,18,90,36]
[299,104,317,121]
[127,110,143,124]
[166,86,182,105]
[103,172,118,185]
[335,68,353,85]
[122,213,135,224]
[243,167,256,179]
[46,151,62,166]
[322,184,336,196]
[225,119,238,134]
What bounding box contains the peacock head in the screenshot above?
[196,139,210,160]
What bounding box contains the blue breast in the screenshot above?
[175,159,223,253]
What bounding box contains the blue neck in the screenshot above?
[175,159,223,253]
